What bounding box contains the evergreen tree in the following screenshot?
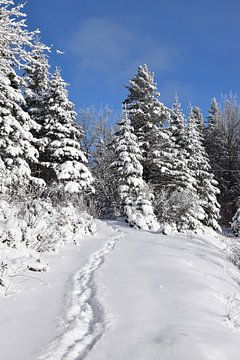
[171,96,185,133]
[205,98,226,198]
[0,59,38,176]
[152,98,204,230]
[0,0,39,187]
[123,64,169,181]
[207,98,222,131]
[24,39,50,123]
[170,97,192,190]
[186,107,221,230]
[111,109,158,230]
[23,39,51,179]
[147,122,176,190]
[41,69,93,194]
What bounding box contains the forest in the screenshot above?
[1,0,240,290]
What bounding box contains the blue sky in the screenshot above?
[20,0,240,116]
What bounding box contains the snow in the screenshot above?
[0,222,112,360]
[86,224,240,360]
[1,221,240,360]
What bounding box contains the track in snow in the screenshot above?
[38,229,124,360]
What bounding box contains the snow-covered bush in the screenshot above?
[0,188,95,294]
[154,189,204,231]
[54,204,95,245]
[0,199,47,292]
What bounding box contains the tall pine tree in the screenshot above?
[186,107,221,230]
[0,0,39,188]
[152,98,203,230]
[123,64,169,182]
[41,69,93,194]
[111,109,158,230]
[23,39,51,180]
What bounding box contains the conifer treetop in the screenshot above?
[188,105,205,133]
[171,95,185,130]
[207,98,221,130]
[24,38,50,92]
[123,64,169,127]
[125,64,160,101]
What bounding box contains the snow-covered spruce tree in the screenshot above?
[123,64,169,182]
[111,109,158,230]
[41,68,94,194]
[186,107,221,230]
[23,39,50,123]
[148,97,189,192]
[205,99,226,195]
[147,122,176,191]
[0,0,39,189]
[23,39,51,178]
[151,97,203,230]
[169,97,194,191]
[207,98,222,132]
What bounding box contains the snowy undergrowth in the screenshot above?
[0,198,94,295]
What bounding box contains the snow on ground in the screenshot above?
[1,221,240,360]
[86,223,240,360]
[0,221,117,360]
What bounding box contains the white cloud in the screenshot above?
[69,17,180,81]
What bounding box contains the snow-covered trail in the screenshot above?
[38,225,123,360]
[2,221,240,360]
[0,221,120,360]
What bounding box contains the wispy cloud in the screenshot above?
[69,17,180,82]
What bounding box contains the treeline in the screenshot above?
[82,68,240,231]
[1,0,240,236]
[0,0,95,289]
[0,0,93,200]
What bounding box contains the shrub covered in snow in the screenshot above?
[0,192,95,294]
[154,189,205,232]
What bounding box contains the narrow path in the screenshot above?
[38,226,124,360]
